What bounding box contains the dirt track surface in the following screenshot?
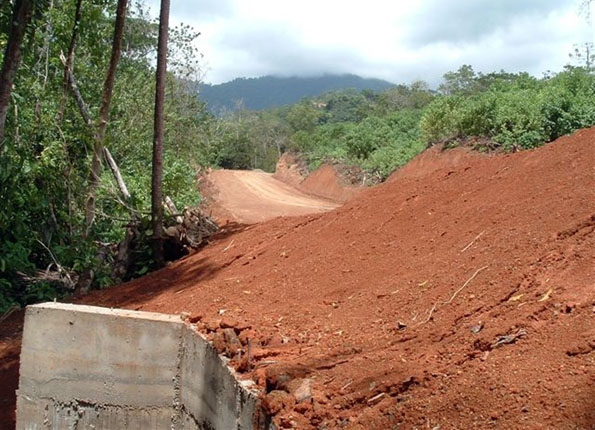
[2,128,595,429]
[202,169,340,224]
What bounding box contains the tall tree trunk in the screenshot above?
[58,0,83,123]
[0,0,33,147]
[85,0,128,235]
[151,0,170,267]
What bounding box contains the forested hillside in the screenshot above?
[198,74,395,113]
[1,0,595,314]
[210,65,595,179]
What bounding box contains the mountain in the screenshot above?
[198,74,395,113]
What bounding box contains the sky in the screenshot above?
[146,0,593,86]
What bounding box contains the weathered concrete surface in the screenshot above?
[16,302,268,430]
[180,327,268,430]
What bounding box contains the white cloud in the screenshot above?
[146,0,592,85]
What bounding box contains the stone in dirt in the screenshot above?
[290,378,313,403]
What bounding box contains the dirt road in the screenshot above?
[2,130,594,429]
[202,169,340,223]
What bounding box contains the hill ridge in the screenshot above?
[198,74,395,112]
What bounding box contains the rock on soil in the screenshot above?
[2,128,595,429]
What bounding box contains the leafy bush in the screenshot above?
[491,90,545,149]
[289,109,425,178]
[420,67,595,150]
[420,96,463,142]
[362,138,425,178]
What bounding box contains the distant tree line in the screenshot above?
[1,0,594,313]
[209,63,595,179]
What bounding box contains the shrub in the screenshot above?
[420,96,463,142]
[420,68,595,150]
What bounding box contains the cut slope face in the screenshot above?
[201,169,339,224]
[59,129,595,428]
[274,153,363,203]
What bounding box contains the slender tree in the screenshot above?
[58,0,84,123]
[151,0,170,266]
[0,0,33,147]
[85,0,128,235]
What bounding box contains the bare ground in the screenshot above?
[201,169,340,224]
[1,128,595,429]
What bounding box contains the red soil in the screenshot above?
[274,153,362,203]
[2,128,594,429]
[299,165,361,203]
[201,168,339,224]
[0,312,22,429]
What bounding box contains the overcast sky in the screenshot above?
[146,0,593,86]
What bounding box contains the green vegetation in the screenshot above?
[198,74,395,113]
[0,1,209,310]
[1,0,594,314]
[421,66,595,150]
[214,65,595,181]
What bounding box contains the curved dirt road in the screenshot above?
[202,169,340,224]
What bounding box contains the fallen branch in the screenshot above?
[222,239,235,253]
[418,265,488,325]
[60,52,134,209]
[491,328,527,349]
[164,196,183,224]
[103,147,131,200]
[0,305,20,324]
[59,51,92,126]
[460,231,485,253]
[36,239,76,290]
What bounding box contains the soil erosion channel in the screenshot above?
[203,169,340,224]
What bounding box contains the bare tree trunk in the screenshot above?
[61,55,133,208]
[103,147,131,200]
[58,0,83,123]
[151,0,170,267]
[0,0,33,147]
[85,0,128,235]
[59,53,92,126]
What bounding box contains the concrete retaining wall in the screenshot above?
[16,303,269,430]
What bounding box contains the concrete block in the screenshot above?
[180,325,264,429]
[16,302,269,430]
[19,303,182,407]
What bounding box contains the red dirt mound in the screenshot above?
[388,144,486,181]
[299,165,361,203]
[273,152,309,188]
[274,153,362,203]
[2,128,594,429]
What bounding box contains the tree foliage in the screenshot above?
[0,0,209,311]
[1,0,594,314]
[421,66,595,150]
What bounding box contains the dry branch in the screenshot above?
[35,239,76,290]
[59,51,91,126]
[418,265,489,325]
[164,196,183,223]
[103,147,131,200]
[60,54,134,207]
[460,231,485,253]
